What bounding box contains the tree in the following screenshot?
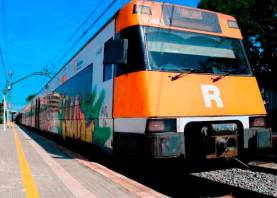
[26,94,36,102]
[198,0,277,80]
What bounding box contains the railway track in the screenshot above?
[248,161,277,175]
[191,167,277,197]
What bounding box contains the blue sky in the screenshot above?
[0,0,199,111]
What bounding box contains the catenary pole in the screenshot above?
[3,94,6,131]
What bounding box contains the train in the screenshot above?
[16,0,272,159]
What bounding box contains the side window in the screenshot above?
[103,64,113,81]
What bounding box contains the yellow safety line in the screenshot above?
[12,124,40,198]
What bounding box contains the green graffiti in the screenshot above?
[93,126,111,146]
[80,87,111,146]
[55,86,112,146]
[80,87,105,118]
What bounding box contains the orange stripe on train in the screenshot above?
[113,71,266,117]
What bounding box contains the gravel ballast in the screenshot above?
[192,168,277,197]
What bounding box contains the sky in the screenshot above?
[0,0,199,112]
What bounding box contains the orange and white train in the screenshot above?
[17,0,272,159]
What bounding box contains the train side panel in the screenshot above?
[32,20,116,151]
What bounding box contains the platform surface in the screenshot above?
[0,123,165,198]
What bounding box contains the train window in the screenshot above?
[103,64,113,81]
[145,27,251,75]
[116,26,147,76]
[55,64,93,97]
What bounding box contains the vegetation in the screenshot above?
[26,94,36,102]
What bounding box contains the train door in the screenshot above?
[30,101,34,127]
[100,60,114,150]
[35,98,40,129]
[92,20,115,150]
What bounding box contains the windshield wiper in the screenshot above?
[170,68,202,81]
[211,72,232,82]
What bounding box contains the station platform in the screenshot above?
[0,123,165,198]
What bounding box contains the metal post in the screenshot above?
[0,71,54,130]
[3,94,6,131]
[6,101,9,126]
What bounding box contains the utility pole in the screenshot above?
[7,71,13,125]
[2,89,7,131]
[2,70,54,130]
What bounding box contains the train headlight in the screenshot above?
[133,5,152,15]
[249,117,266,127]
[227,20,239,29]
[146,119,176,133]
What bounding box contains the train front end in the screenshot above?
[110,0,271,159]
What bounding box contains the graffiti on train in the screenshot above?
[55,88,112,146]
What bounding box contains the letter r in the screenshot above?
[201,85,224,108]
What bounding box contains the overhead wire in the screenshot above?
[0,0,8,82]
[44,0,104,72]
[52,0,118,70]
[0,48,7,81]
[1,0,8,68]
[46,0,117,73]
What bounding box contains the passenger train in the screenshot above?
[16,0,272,159]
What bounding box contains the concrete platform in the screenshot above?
[0,123,165,198]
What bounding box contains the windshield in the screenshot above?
[145,27,251,75]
